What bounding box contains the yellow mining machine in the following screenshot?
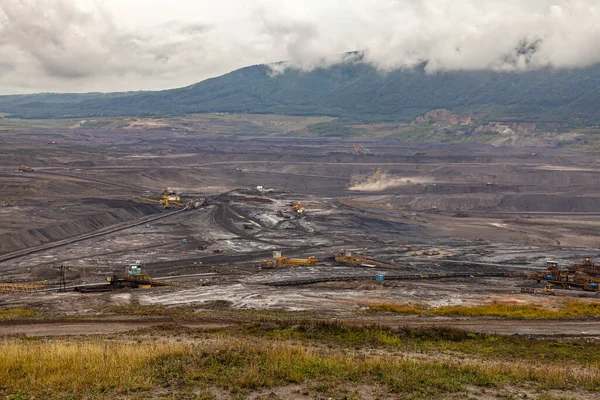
[242,221,258,229]
[18,165,34,172]
[485,181,497,186]
[421,250,441,256]
[262,251,321,268]
[133,188,188,209]
[133,195,185,209]
[353,144,374,156]
[161,188,182,204]
[334,251,398,269]
[121,262,173,286]
[521,284,556,296]
[291,201,305,213]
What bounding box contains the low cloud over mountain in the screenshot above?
[1,1,600,93]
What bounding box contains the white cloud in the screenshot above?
[1,0,600,93]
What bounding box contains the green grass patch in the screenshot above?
[0,308,40,321]
[2,325,599,399]
[238,321,600,366]
[155,344,508,395]
[307,121,363,137]
[106,304,198,318]
[1,321,599,398]
[245,320,405,347]
[370,301,600,319]
[393,124,436,141]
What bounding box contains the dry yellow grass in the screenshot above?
[0,329,599,399]
[0,340,174,395]
[370,301,600,319]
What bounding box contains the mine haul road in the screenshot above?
[1,317,599,338]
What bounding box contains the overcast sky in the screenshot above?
[1,0,600,94]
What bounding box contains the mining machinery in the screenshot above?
[120,262,159,285]
[133,188,195,209]
[18,165,33,172]
[334,251,398,269]
[0,282,46,294]
[529,259,600,291]
[290,201,305,213]
[570,257,600,277]
[262,251,321,268]
[404,245,421,252]
[353,144,374,156]
[242,221,257,229]
[133,195,186,209]
[324,148,353,156]
[521,284,556,296]
[162,188,178,197]
[76,262,173,292]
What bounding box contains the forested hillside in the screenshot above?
[2,61,600,124]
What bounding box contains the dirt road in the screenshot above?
[367,317,600,337]
[2,317,599,337]
[0,318,230,337]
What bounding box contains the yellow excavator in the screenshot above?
[262,251,321,268]
[353,144,374,156]
[133,188,186,209]
[291,201,305,213]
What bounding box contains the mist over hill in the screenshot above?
[1,60,600,124]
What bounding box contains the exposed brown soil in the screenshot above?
[1,116,600,339]
[1,315,600,338]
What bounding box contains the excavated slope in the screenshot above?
[0,204,159,255]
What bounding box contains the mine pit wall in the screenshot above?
[400,194,600,213]
[0,204,160,255]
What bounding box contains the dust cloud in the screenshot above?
[349,173,434,192]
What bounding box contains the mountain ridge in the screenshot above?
[1,60,600,124]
